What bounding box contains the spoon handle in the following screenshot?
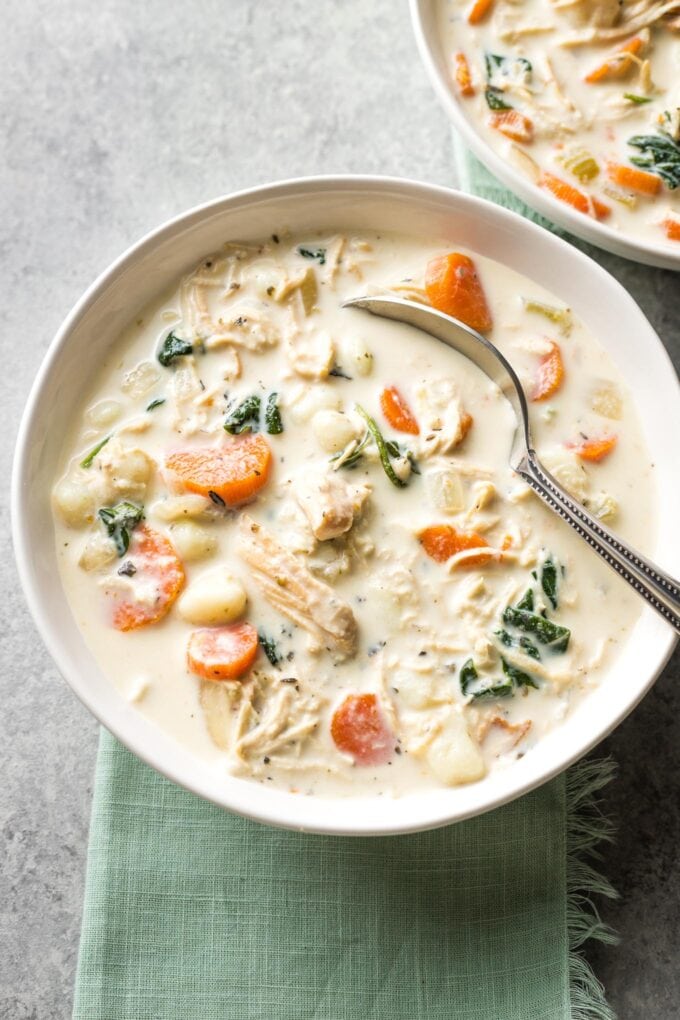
[516,452,680,634]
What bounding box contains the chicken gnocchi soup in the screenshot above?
[52,232,654,796]
[439,0,680,249]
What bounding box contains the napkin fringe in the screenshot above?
[566,757,618,1020]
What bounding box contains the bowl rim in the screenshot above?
[11,173,680,835]
[409,0,680,273]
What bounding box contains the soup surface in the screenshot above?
[52,231,654,797]
[438,0,680,249]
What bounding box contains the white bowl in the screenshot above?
[411,0,680,272]
[12,175,680,834]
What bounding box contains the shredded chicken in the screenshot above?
[550,0,622,30]
[200,672,322,766]
[275,266,318,315]
[284,326,335,379]
[294,470,371,541]
[414,378,473,457]
[558,0,680,44]
[477,715,532,751]
[237,515,358,660]
[171,360,209,436]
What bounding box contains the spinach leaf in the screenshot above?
[471,680,514,701]
[494,629,541,660]
[484,52,532,81]
[501,657,538,690]
[540,556,558,610]
[519,636,541,660]
[297,246,326,265]
[502,606,570,653]
[459,658,478,696]
[146,397,166,411]
[355,404,408,488]
[516,588,534,612]
[485,87,513,111]
[460,658,512,700]
[158,330,193,367]
[627,128,680,189]
[495,628,513,648]
[258,630,281,666]
[80,435,111,469]
[264,393,283,435]
[224,395,261,435]
[98,501,144,557]
[624,93,652,105]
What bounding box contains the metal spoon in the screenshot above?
[344,294,680,634]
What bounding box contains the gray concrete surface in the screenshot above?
[1,1,678,1017]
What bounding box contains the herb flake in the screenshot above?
[208,490,226,509]
[80,435,111,469]
[297,246,326,265]
[331,430,371,470]
[258,631,281,666]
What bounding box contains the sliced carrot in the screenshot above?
[330,693,394,765]
[454,51,475,97]
[663,217,680,241]
[585,35,644,84]
[380,386,419,435]
[591,196,612,221]
[531,342,565,402]
[187,622,259,681]
[489,110,534,144]
[418,525,492,567]
[541,173,610,220]
[567,435,618,462]
[107,526,184,632]
[425,252,493,332]
[468,0,494,24]
[608,163,661,196]
[166,434,271,506]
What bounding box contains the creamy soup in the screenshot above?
[52,231,654,797]
[438,0,680,249]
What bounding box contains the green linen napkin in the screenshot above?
[74,148,618,1020]
[74,732,616,1020]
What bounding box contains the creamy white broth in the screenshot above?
[438,0,680,249]
[52,231,654,798]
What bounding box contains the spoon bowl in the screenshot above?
[344,294,680,634]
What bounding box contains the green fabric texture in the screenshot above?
[73,149,617,1020]
[75,731,571,1020]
